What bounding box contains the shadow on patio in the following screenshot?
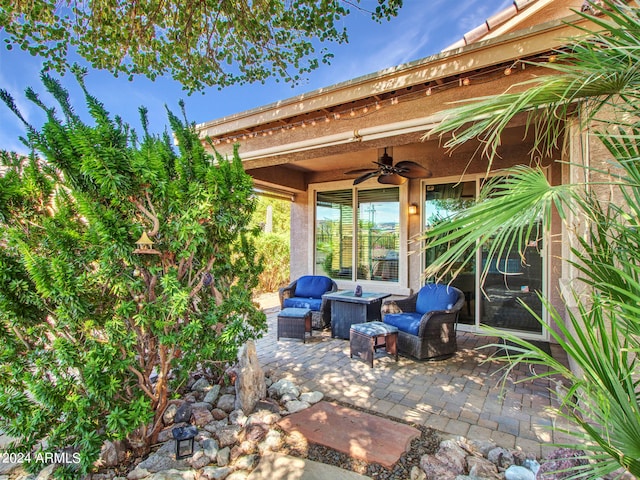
[255,305,573,459]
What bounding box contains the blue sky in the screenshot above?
[0,1,511,155]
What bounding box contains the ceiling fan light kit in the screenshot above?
[345,148,432,185]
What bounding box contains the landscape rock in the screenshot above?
[504,465,536,480]
[229,409,248,426]
[267,379,296,398]
[163,404,178,425]
[216,425,242,447]
[537,448,589,479]
[191,378,211,392]
[174,403,193,424]
[233,454,257,470]
[216,447,230,467]
[99,440,120,467]
[137,452,187,473]
[192,407,214,427]
[202,439,219,459]
[204,419,229,434]
[216,394,236,413]
[201,466,232,480]
[284,400,310,414]
[487,447,515,469]
[35,464,56,480]
[210,408,228,421]
[127,467,150,480]
[410,465,427,480]
[299,391,323,404]
[246,409,280,427]
[203,385,221,406]
[146,469,196,480]
[225,472,249,480]
[257,430,282,454]
[436,440,467,474]
[467,455,501,479]
[253,398,281,414]
[234,341,266,413]
[188,450,210,470]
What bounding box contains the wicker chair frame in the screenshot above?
[381,285,465,360]
[278,277,338,329]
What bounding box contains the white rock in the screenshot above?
[299,391,323,404]
[504,465,536,480]
[285,400,310,414]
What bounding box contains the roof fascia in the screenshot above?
[197,13,587,138]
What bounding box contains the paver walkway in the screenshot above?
[255,305,573,459]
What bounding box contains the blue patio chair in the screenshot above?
[382,283,464,360]
[279,275,337,329]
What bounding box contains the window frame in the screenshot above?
[309,179,411,295]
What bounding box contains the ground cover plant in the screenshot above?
[424,1,640,477]
[0,71,266,477]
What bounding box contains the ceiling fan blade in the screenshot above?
[354,171,380,185]
[378,173,406,185]
[345,168,378,176]
[394,161,432,178]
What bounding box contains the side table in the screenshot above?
[322,291,391,339]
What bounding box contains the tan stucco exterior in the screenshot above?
[197,0,606,341]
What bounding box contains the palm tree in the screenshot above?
[423,1,640,477]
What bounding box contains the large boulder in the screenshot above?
[234,341,266,413]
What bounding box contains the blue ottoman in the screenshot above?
[277,308,312,343]
[350,321,399,367]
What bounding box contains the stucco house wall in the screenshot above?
[197,0,604,342]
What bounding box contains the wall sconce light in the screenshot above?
[173,425,198,459]
[408,203,419,215]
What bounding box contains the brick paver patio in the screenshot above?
[255,306,574,459]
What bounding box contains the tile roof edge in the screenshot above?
[442,0,542,52]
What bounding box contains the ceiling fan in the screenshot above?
[345,148,432,185]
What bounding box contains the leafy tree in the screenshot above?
[251,196,290,292]
[0,0,402,92]
[0,71,265,477]
[424,1,640,477]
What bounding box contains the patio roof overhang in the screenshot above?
[197,10,592,196]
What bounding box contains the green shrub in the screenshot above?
[254,232,290,293]
[0,73,266,477]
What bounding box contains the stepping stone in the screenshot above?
[247,452,372,480]
[277,401,420,469]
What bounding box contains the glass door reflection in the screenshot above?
[424,181,477,326]
[480,228,544,334]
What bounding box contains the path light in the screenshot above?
[172,425,198,459]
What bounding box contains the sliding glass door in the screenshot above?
[424,179,546,337]
[424,181,477,326]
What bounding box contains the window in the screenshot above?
[315,186,400,284]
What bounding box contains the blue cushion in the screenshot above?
[294,275,333,299]
[351,321,398,336]
[415,284,459,315]
[383,313,423,336]
[283,297,323,311]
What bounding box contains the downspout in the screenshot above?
[240,112,448,160]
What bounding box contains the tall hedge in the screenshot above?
[0,73,266,477]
